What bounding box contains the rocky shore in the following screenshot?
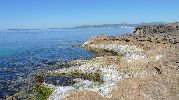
[44,23,179,100]
[15,23,178,100]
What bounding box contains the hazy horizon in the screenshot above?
[0,0,179,29]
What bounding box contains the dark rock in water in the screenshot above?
[35,75,44,83]
[45,61,57,65]
[44,76,76,86]
[0,89,17,100]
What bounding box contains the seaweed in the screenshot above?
[35,84,53,100]
[46,69,103,84]
[81,45,121,57]
[13,73,53,100]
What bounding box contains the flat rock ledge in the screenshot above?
[47,24,179,100]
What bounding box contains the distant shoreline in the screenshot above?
[5,22,167,31]
[8,28,41,31]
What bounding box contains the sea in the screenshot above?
[0,28,133,98]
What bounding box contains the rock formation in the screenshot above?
[45,23,179,100]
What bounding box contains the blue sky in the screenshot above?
[0,0,179,29]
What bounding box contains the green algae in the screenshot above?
[46,69,103,84]
[35,84,53,100]
[14,83,53,100]
[69,59,90,66]
[13,73,53,100]
[81,45,123,57]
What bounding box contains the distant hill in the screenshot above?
[72,22,166,29]
[73,24,138,29]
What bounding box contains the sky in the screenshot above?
[0,0,179,29]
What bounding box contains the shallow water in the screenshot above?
[0,28,133,98]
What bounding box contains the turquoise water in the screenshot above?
[0,28,133,98]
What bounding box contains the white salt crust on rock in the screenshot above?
[47,64,122,100]
[85,43,147,62]
[83,43,163,62]
[46,42,164,100]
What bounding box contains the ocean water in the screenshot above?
[0,28,133,98]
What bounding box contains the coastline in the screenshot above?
[14,23,179,100]
[47,23,179,100]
